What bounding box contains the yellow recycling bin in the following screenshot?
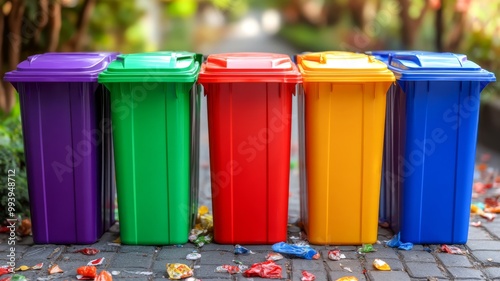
[297,52,395,245]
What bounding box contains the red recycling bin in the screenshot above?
[198,53,302,244]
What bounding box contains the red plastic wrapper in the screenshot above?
[328,250,341,261]
[243,260,282,279]
[95,270,113,281]
[0,267,12,277]
[441,245,464,255]
[48,264,63,274]
[0,277,12,281]
[215,265,241,274]
[87,257,105,266]
[74,248,100,255]
[77,266,97,278]
[301,270,315,281]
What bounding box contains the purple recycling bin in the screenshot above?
[4,52,118,244]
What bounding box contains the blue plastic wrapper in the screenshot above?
[271,242,318,260]
[234,244,251,255]
[386,233,413,250]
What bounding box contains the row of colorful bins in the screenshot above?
[4,51,495,246]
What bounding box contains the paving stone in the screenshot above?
[233,252,282,265]
[471,250,500,265]
[58,252,116,266]
[156,247,198,261]
[107,268,155,278]
[291,259,324,271]
[368,270,411,281]
[328,271,366,281]
[484,266,500,279]
[198,250,235,265]
[467,240,500,251]
[364,248,399,260]
[399,251,436,263]
[21,245,65,260]
[435,253,473,267]
[326,246,357,251]
[201,244,236,251]
[118,246,157,254]
[468,226,494,240]
[405,262,446,279]
[365,258,404,271]
[446,267,486,279]
[237,277,287,281]
[243,245,280,251]
[110,252,154,268]
[192,264,238,279]
[325,260,364,273]
[292,269,328,281]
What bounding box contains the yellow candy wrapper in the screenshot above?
[15,266,30,271]
[373,259,391,271]
[166,263,193,280]
[335,277,358,281]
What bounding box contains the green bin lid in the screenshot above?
[98,51,202,83]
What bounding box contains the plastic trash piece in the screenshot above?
[471,221,482,227]
[266,252,284,261]
[441,245,464,255]
[357,244,375,253]
[232,260,243,265]
[123,271,153,275]
[0,267,11,277]
[74,248,100,255]
[0,277,12,281]
[271,242,319,260]
[215,265,245,274]
[87,257,105,266]
[186,252,201,260]
[234,244,253,254]
[301,270,315,281]
[339,264,352,272]
[328,250,346,261]
[111,271,120,276]
[77,266,97,278]
[386,233,413,250]
[335,277,358,281]
[243,260,282,279]
[15,266,29,272]
[373,259,391,271]
[31,263,43,270]
[10,275,26,281]
[95,270,113,281]
[48,264,63,274]
[166,263,193,280]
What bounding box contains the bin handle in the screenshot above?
[299,52,375,64]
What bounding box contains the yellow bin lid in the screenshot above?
[297,51,395,82]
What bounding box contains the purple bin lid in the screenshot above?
[4,52,119,82]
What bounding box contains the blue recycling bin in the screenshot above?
[378,51,495,244]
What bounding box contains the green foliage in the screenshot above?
[0,103,30,221]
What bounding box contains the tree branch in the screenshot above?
[34,0,49,45]
[63,0,96,51]
[46,0,61,52]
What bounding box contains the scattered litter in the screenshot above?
[14,266,29,272]
[47,264,63,274]
[232,260,243,265]
[77,266,97,279]
[74,248,100,255]
[339,264,352,273]
[193,265,200,269]
[423,247,432,253]
[31,263,43,270]
[471,221,482,227]
[37,277,57,281]
[0,277,11,281]
[185,278,201,281]
[107,243,121,247]
[441,245,464,255]
[243,260,282,279]
[301,270,315,281]
[373,259,391,271]
[386,233,413,250]
[166,263,193,280]
[186,252,201,260]
[266,252,284,261]
[289,236,300,240]
[111,271,120,276]
[189,206,214,247]
[271,242,319,260]
[215,265,238,274]
[487,258,493,262]
[234,244,254,255]
[123,271,153,276]
[10,275,26,281]
[112,237,121,244]
[328,250,346,261]
[87,257,105,266]
[0,267,11,277]
[335,277,358,281]
[95,270,112,281]
[357,244,376,253]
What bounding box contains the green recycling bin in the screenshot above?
[98,52,202,245]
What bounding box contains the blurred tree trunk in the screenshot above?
[347,0,366,29]
[0,10,6,113]
[398,0,429,48]
[46,0,61,52]
[2,0,26,113]
[33,0,49,46]
[444,12,466,51]
[435,1,443,51]
[62,0,96,51]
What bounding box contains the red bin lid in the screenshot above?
[197,52,302,83]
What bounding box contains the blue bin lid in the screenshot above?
[386,51,496,82]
